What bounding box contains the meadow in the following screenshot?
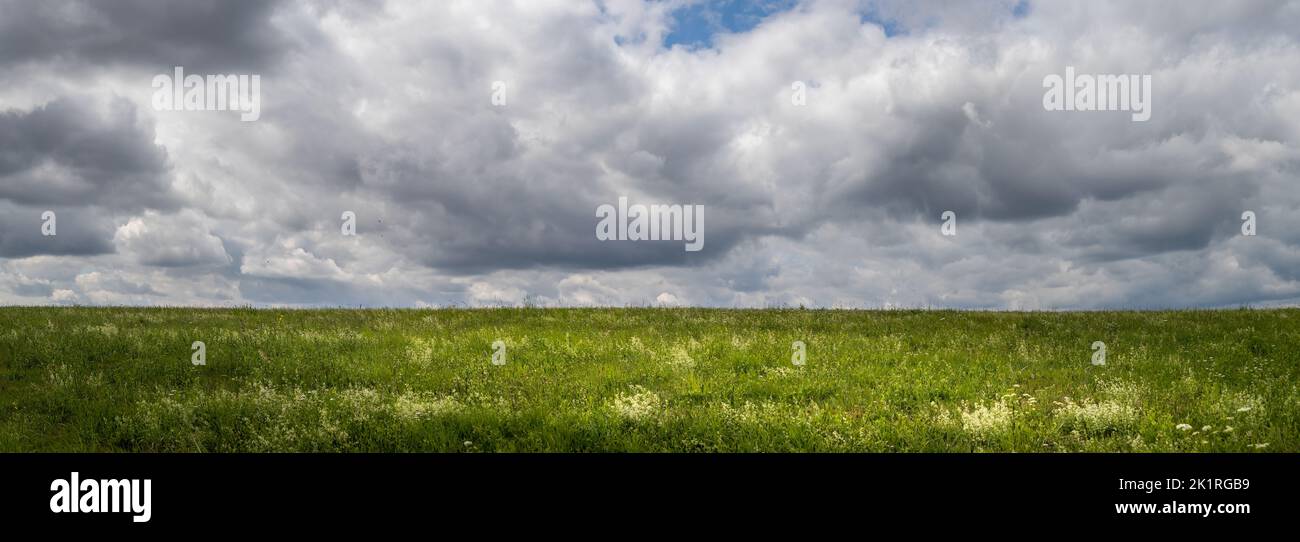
[0,307,1295,452]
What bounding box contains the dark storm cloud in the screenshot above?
[0,95,180,259]
[0,96,177,212]
[0,0,291,71]
[836,113,992,220]
[372,163,754,272]
[0,202,114,258]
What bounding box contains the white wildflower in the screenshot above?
[959,399,1015,439]
[610,385,662,421]
[1056,397,1137,435]
[404,338,436,363]
[391,393,459,421]
[667,345,695,370]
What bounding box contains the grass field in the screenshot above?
[0,307,1296,452]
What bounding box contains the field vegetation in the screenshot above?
[1,307,1295,452]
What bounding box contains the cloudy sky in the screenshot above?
[1,0,1298,309]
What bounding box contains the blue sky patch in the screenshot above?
[1012,1,1031,18]
[859,10,905,37]
[663,0,799,49]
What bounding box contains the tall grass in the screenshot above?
[0,307,1295,452]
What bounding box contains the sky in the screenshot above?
[0,0,1298,309]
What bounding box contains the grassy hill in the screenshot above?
[1,307,1295,452]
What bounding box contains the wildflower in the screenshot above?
[959,399,1015,439]
[668,345,695,369]
[1056,398,1136,435]
[1176,423,1192,431]
[391,393,459,421]
[610,385,662,421]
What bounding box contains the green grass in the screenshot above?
[0,307,1296,452]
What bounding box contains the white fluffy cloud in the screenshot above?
[114,211,231,267]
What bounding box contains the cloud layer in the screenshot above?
[1,0,1298,308]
